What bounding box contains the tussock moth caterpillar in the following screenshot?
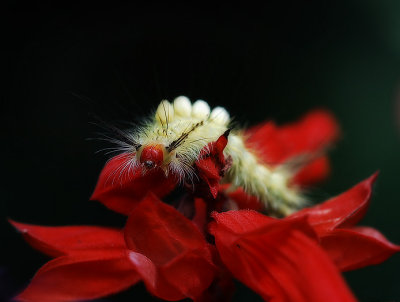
[108,96,304,216]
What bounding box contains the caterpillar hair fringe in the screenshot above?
[102,96,306,217]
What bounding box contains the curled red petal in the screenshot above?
[9,220,125,257]
[291,173,378,235]
[320,227,400,272]
[210,211,356,302]
[246,110,339,185]
[213,130,229,155]
[15,250,139,302]
[194,132,229,199]
[124,194,216,300]
[91,153,177,215]
[195,157,221,198]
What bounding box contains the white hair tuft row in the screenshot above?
[155,96,230,126]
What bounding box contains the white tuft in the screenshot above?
[192,99,210,119]
[210,106,230,125]
[155,100,174,124]
[173,96,192,117]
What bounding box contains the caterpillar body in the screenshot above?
[113,96,304,216]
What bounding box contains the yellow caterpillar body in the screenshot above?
[121,96,303,216]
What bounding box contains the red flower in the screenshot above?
[12,110,399,301]
[123,194,215,300]
[210,174,400,301]
[11,194,215,302]
[10,221,135,302]
[209,212,357,302]
[291,173,400,271]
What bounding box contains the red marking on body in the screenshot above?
[140,144,164,169]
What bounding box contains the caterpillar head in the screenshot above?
[136,144,167,169]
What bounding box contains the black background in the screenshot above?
[2,1,400,301]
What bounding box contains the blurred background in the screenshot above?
[2,1,400,301]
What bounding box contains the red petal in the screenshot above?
[321,227,400,272]
[291,173,378,235]
[124,194,216,300]
[91,153,177,215]
[292,156,330,187]
[210,211,356,302]
[196,158,220,180]
[16,250,139,302]
[195,275,235,302]
[246,110,339,164]
[128,252,183,301]
[192,198,208,233]
[213,130,229,155]
[210,210,276,235]
[195,156,221,198]
[162,249,216,299]
[227,187,265,211]
[125,194,208,264]
[195,132,229,199]
[9,220,125,257]
[194,246,236,302]
[246,110,339,185]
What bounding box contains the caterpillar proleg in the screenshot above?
[111,96,304,216]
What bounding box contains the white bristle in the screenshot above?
[173,96,192,117]
[210,106,230,125]
[155,100,174,124]
[192,100,210,119]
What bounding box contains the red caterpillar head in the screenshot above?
[137,144,167,169]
